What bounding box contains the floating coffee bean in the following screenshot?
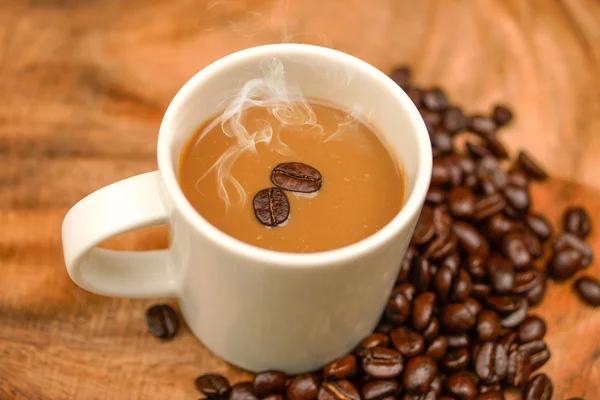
[516,151,547,181]
[563,206,591,238]
[230,382,259,400]
[476,310,502,342]
[412,292,436,331]
[391,66,411,88]
[492,104,513,126]
[357,333,389,352]
[404,356,438,394]
[361,380,399,400]
[196,374,230,397]
[547,247,583,281]
[474,342,508,384]
[469,115,497,137]
[317,380,360,400]
[385,290,411,324]
[253,188,290,227]
[443,348,470,372]
[573,276,600,307]
[443,106,467,133]
[361,347,404,379]
[422,88,448,112]
[145,304,179,339]
[448,187,476,218]
[523,374,553,400]
[422,317,440,342]
[426,336,448,360]
[518,316,546,344]
[287,374,319,400]
[502,232,531,269]
[271,162,322,193]
[441,303,477,332]
[446,372,477,400]
[323,355,357,380]
[553,232,594,267]
[391,327,425,358]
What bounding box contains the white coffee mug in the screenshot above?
[62,44,432,374]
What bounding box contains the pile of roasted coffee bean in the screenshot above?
[146,66,599,400]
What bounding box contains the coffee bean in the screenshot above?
[431,160,450,186]
[530,347,551,371]
[411,258,433,291]
[563,206,591,238]
[452,270,473,301]
[488,256,515,294]
[412,292,436,331]
[317,380,360,400]
[485,136,509,159]
[509,169,530,189]
[453,221,489,259]
[518,316,546,344]
[287,374,319,400]
[403,393,437,400]
[422,88,448,112]
[441,303,477,332]
[230,382,259,400]
[474,342,508,384]
[502,184,531,214]
[506,349,531,388]
[391,66,411,88]
[357,333,390,353]
[525,213,552,241]
[145,304,179,339]
[477,156,508,192]
[448,187,476,218]
[446,372,477,400]
[486,214,520,243]
[502,232,531,269]
[469,115,497,137]
[573,276,600,307]
[468,256,487,281]
[547,247,583,281]
[426,187,446,204]
[443,106,467,133]
[553,232,594,267]
[396,283,417,301]
[474,193,507,220]
[466,141,494,159]
[413,206,436,245]
[513,268,545,294]
[398,248,418,283]
[522,230,543,260]
[443,348,470,372]
[361,380,399,400]
[471,283,491,299]
[434,264,454,304]
[501,297,528,328]
[422,317,440,342]
[426,336,448,360]
[492,105,513,126]
[271,162,322,193]
[196,374,230,397]
[391,327,425,358]
[252,371,286,397]
[446,333,470,348]
[253,188,290,227]
[516,151,547,181]
[323,355,357,380]
[523,374,553,400]
[476,310,502,342]
[498,331,518,351]
[431,132,454,157]
[476,392,505,400]
[385,289,411,325]
[404,356,438,394]
[360,347,404,379]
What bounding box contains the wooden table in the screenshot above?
[1,0,599,398]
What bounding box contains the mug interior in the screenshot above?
[158,44,431,264]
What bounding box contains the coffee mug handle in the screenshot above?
[62,171,178,298]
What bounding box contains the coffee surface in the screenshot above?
[178,100,405,253]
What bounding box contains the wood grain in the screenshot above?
[1,0,599,399]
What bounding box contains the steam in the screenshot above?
[195,58,319,210]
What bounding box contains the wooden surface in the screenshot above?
[1,0,600,398]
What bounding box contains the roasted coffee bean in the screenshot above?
[425,233,458,261]
[525,213,553,241]
[498,331,518,352]
[446,372,477,400]
[376,322,393,335]
[547,247,583,281]
[361,380,399,400]
[426,187,446,204]
[446,333,470,348]
[422,88,448,112]
[502,184,531,214]
[478,383,503,395]
[430,374,444,395]
[252,371,286,397]
[404,356,438,394]
[391,66,411,88]
[527,281,547,306]
[453,221,489,258]
[426,336,448,360]
[271,162,322,193]
[522,230,543,260]
[443,106,467,133]
[469,115,497,137]
[477,156,508,192]
[411,258,432,291]
[323,355,357,380]
[434,264,454,304]
[422,317,440,342]
[492,105,513,126]
[516,151,547,181]
[443,348,470,372]
[448,187,476,218]
[253,188,290,227]
[357,333,390,352]
[441,303,477,332]
[485,136,509,159]
[553,232,594,267]
[431,132,454,156]
[485,296,520,314]
[230,382,259,400]
[476,310,502,342]
[452,270,473,301]
[529,347,551,371]
[518,340,547,358]
[361,347,404,379]
[474,193,507,220]
[196,374,230,397]
[413,206,436,245]
[433,205,453,237]
[287,374,319,400]
[506,349,531,388]
[442,252,461,275]
[391,327,425,358]
[502,232,531,269]
[474,342,508,383]
[397,283,417,301]
[317,380,360,400]
[464,297,483,318]
[513,268,545,294]
[523,374,553,400]
[466,141,493,159]
[518,316,546,344]
[386,290,411,324]
[476,392,505,400]
[501,297,528,328]
[431,160,450,186]
[488,256,515,294]
[403,393,437,400]
[264,395,284,400]
[471,283,491,299]
[145,304,179,339]
[486,214,520,244]
[573,276,600,307]
[563,206,592,238]
[398,248,418,283]
[509,169,529,189]
[406,86,423,105]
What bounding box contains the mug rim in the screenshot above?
[157,43,432,268]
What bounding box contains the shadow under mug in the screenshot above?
[62,44,432,374]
